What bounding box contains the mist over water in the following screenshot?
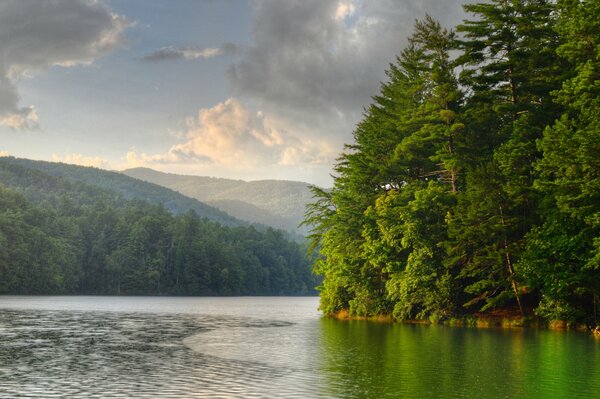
[0,296,599,398]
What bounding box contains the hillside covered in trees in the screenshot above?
[305,0,600,327]
[123,167,314,235]
[0,158,317,295]
[1,157,242,227]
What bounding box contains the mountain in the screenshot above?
[122,167,317,234]
[0,157,242,227]
[0,158,317,296]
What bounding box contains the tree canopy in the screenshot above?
[0,160,318,296]
[305,0,600,327]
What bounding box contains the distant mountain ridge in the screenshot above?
[122,168,316,234]
[0,157,243,227]
[0,157,318,296]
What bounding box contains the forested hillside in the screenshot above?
[305,0,600,326]
[0,159,317,295]
[123,167,314,234]
[1,157,241,226]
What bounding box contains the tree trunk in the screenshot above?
[499,205,524,317]
[451,167,458,194]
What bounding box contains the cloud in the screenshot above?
[125,98,335,171]
[142,46,221,62]
[129,1,468,185]
[227,0,467,137]
[141,43,239,62]
[335,1,356,20]
[0,0,130,129]
[172,0,466,184]
[0,151,10,157]
[52,153,110,169]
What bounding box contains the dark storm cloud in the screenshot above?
[227,0,468,136]
[0,0,130,129]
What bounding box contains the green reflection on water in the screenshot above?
[317,319,600,398]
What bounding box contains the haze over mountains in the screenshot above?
[123,168,316,234]
[0,156,317,295]
[0,157,318,235]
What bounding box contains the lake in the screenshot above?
[0,296,599,398]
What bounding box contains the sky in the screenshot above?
[0,0,468,187]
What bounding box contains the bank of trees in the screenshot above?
[0,182,316,296]
[305,0,600,326]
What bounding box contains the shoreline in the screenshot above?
[327,309,600,336]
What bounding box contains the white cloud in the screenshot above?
[173,98,270,166]
[181,48,221,60]
[335,1,356,20]
[52,153,110,169]
[141,43,239,62]
[0,106,38,130]
[142,46,220,62]
[279,140,335,166]
[129,0,468,186]
[200,0,467,184]
[125,98,335,172]
[0,0,130,129]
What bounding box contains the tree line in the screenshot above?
[0,168,317,295]
[305,0,600,326]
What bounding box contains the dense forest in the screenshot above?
[1,157,242,226]
[305,0,600,326]
[0,160,317,295]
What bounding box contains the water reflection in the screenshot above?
[1,297,599,398]
[316,319,600,398]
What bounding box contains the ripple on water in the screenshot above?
[2,298,599,399]
[0,309,321,398]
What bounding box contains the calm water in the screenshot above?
[0,296,599,398]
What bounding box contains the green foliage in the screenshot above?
[305,15,464,318]
[1,157,241,226]
[374,182,457,320]
[304,1,600,326]
[0,161,318,296]
[519,0,600,325]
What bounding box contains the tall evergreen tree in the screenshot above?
[449,0,562,315]
[522,0,600,324]
[306,16,464,317]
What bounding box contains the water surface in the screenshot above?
[0,296,599,398]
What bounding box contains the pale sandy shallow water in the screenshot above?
[1,296,599,398]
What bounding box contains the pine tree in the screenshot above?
[304,16,464,317]
[449,0,562,316]
[522,0,600,325]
